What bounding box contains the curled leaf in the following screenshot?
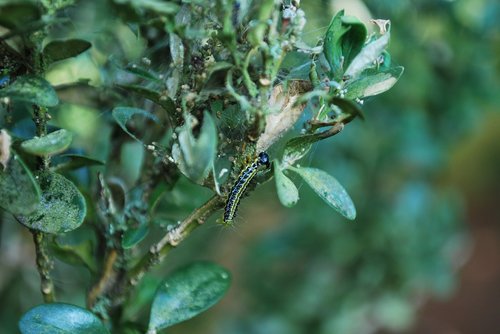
[256,83,308,152]
[172,112,217,183]
[344,25,391,79]
[112,107,159,142]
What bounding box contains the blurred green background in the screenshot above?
[1,0,499,333]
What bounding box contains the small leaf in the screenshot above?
[51,238,97,273]
[274,161,299,207]
[17,172,87,234]
[344,28,391,79]
[52,154,104,172]
[19,303,109,334]
[169,33,184,67]
[289,167,356,220]
[122,223,149,249]
[345,66,404,99]
[0,75,59,107]
[172,112,217,183]
[124,65,161,82]
[339,16,368,71]
[148,262,231,332]
[132,0,180,15]
[0,153,41,215]
[282,135,317,168]
[43,39,92,65]
[112,107,159,142]
[0,3,41,29]
[21,129,73,156]
[115,84,176,115]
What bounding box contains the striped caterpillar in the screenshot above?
[223,152,270,225]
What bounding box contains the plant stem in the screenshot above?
[32,104,56,301]
[32,231,56,302]
[127,195,225,287]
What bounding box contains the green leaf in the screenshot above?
[51,238,97,273]
[289,167,356,220]
[131,0,180,15]
[169,33,184,67]
[122,223,149,249]
[331,97,365,120]
[21,129,73,156]
[0,75,59,107]
[0,3,41,29]
[0,153,41,215]
[172,112,217,183]
[279,51,312,81]
[344,30,391,79]
[345,66,404,99]
[17,172,87,234]
[148,262,231,332]
[52,154,104,172]
[43,39,92,65]
[282,135,318,168]
[323,11,367,79]
[124,65,161,82]
[274,161,299,207]
[19,303,109,334]
[112,107,159,142]
[339,16,367,71]
[115,84,176,115]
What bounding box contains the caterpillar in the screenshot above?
[223,152,270,225]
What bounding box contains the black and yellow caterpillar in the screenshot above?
[223,152,270,225]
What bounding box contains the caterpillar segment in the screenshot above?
[223,152,270,225]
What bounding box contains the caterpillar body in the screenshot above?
[223,152,270,225]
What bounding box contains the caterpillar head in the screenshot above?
[257,152,270,168]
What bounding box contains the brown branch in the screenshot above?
[87,249,118,309]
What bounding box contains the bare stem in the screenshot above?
[127,195,225,287]
[32,231,56,302]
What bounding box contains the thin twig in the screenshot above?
[32,231,56,302]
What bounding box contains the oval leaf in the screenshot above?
[122,223,149,249]
[17,172,87,234]
[19,303,109,334]
[0,75,59,107]
[148,262,231,332]
[344,29,391,79]
[345,66,404,99]
[52,154,104,172]
[112,107,159,142]
[43,39,92,64]
[290,167,356,220]
[0,153,41,215]
[274,161,299,207]
[21,129,73,156]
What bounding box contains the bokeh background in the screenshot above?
[1,0,499,333]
